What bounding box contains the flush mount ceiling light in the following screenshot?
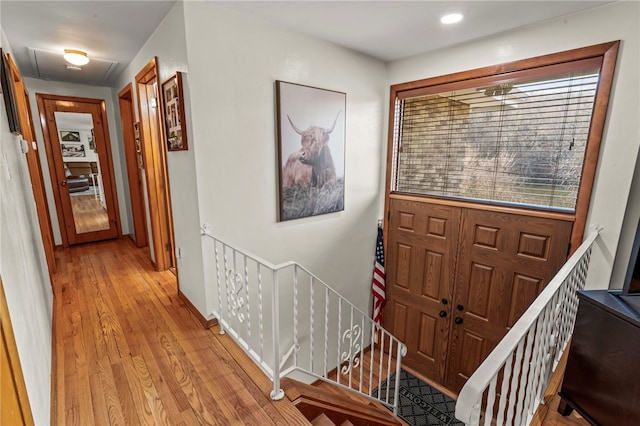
[441,13,464,24]
[63,49,89,66]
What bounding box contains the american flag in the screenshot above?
[371,227,386,324]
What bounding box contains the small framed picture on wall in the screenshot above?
[161,72,188,151]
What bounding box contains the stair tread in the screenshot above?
[283,377,402,426]
[312,413,336,426]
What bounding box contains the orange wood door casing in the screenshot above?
[384,198,572,393]
[385,199,460,384]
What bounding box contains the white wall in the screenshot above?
[112,2,206,313]
[24,77,128,244]
[182,3,388,318]
[387,1,640,290]
[0,29,52,426]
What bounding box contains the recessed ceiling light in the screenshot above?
[63,49,89,66]
[441,13,463,25]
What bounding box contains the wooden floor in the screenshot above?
[51,238,310,425]
[70,193,109,234]
[51,238,588,425]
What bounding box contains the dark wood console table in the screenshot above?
[558,290,640,425]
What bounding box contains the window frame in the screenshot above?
[384,41,620,252]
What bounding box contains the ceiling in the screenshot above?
[1,1,614,87]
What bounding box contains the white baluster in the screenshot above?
[324,287,329,378]
[293,265,298,367]
[244,254,251,345]
[496,354,513,425]
[359,316,365,393]
[310,276,314,374]
[483,375,498,426]
[337,299,342,385]
[214,240,224,335]
[515,327,536,425]
[386,334,393,404]
[369,324,375,396]
[257,264,263,360]
[378,331,385,402]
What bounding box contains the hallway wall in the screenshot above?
[112,2,206,314]
[182,3,389,319]
[0,29,52,425]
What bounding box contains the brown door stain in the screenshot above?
[385,198,572,393]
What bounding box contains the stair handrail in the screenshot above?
[201,224,407,416]
[455,224,603,426]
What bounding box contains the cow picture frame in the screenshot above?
[276,81,346,221]
[161,72,188,151]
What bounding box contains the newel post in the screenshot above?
[270,269,284,400]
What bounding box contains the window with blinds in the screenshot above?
[391,58,603,212]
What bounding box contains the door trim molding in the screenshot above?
[118,83,148,248]
[36,93,122,246]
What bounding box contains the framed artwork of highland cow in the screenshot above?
[275,80,346,221]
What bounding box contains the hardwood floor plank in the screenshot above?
[51,238,311,425]
[96,357,126,425]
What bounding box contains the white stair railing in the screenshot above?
[455,224,602,426]
[201,225,407,415]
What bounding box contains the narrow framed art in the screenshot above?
[276,81,346,221]
[162,72,188,151]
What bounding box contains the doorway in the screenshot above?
[37,94,121,246]
[134,57,176,272]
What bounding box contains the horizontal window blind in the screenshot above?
[392,66,601,212]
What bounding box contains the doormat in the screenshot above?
[373,369,464,426]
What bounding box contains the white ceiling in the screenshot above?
[1,0,615,87]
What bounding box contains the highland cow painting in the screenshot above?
[276,81,346,221]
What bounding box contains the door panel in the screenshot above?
[386,199,460,384]
[445,208,572,392]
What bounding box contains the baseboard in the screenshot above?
[178,290,217,329]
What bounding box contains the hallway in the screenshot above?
[51,238,309,425]
[50,238,587,425]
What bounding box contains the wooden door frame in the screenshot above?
[135,57,176,271]
[118,83,148,248]
[36,93,122,247]
[1,277,35,426]
[383,41,620,253]
[5,53,56,275]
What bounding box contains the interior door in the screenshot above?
[445,208,572,392]
[40,97,119,245]
[386,198,460,384]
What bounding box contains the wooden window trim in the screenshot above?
[384,41,620,253]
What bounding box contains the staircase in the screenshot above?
[201,225,407,415]
[282,378,402,426]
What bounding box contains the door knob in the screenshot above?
[60,180,67,186]
[455,317,463,324]
[441,298,449,305]
[439,310,447,318]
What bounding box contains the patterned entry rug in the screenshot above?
[373,369,464,426]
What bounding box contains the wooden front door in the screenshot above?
[386,199,460,384]
[385,197,573,393]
